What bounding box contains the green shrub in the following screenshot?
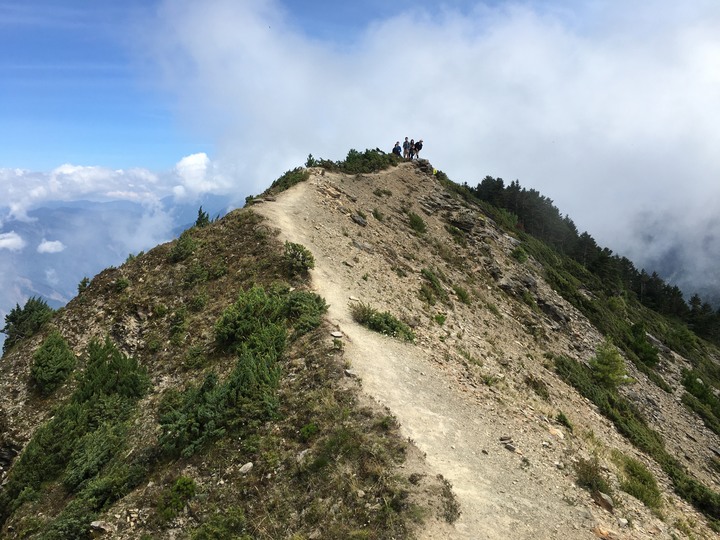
[195,206,210,228]
[77,277,90,294]
[157,476,196,523]
[74,338,150,404]
[191,506,250,540]
[300,422,319,442]
[453,284,471,304]
[284,289,328,337]
[613,452,662,509]
[164,285,325,458]
[184,262,209,289]
[511,247,528,263]
[1,296,54,354]
[169,308,188,346]
[215,286,287,350]
[267,167,310,195]
[590,338,628,389]
[628,323,659,367]
[0,338,148,525]
[555,412,573,432]
[283,241,315,277]
[62,423,124,493]
[408,212,427,234]
[168,230,196,263]
[420,268,448,304]
[30,331,75,395]
[159,372,230,458]
[339,148,399,174]
[114,277,130,291]
[575,455,612,495]
[350,302,414,342]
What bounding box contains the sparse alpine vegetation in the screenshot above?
[350,301,415,342]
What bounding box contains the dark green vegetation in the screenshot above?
[0,338,150,539]
[612,451,663,510]
[471,175,720,346]
[30,331,76,395]
[0,208,441,539]
[554,352,720,525]
[350,302,415,342]
[283,240,315,277]
[1,296,54,354]
[264,148,400,199]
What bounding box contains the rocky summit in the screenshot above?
[1,154,719,539]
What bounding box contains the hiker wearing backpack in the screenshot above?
[415,139,423,158]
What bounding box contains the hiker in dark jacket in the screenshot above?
[409,139,416,160]
[392,141,402,157]
[402,137,410,159]
[414,139,423,158]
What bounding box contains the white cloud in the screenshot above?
[172,152,233,200]
[143,0,720,298]
[0,153,225,221]
[37,239,66,254]
[0,231,26,251]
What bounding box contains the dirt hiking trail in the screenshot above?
[253,165,611,540]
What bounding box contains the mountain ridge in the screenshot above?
[1,155,719,539]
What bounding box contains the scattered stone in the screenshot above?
[351,214,367,227]
[357,489,365,498]
[592,525,615,539]
[592,491,614,513]
[342,261,354,268]
[499,435,513,443]
[330,331,343,338]
[352,239,374,253]
[349,296,360,301]
[617,518,629,528]
[504,443,516,452]
[90,520,115,535]
[296,449,310,464]
[344,369,358,378]
[239,462,253,475]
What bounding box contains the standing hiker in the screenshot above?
[414,139,423,158]
[409,139,416,160]
[402,137,410,159]
[392,141,402,157]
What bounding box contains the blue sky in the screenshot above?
[1,0,720,316]
[0,0,207,169]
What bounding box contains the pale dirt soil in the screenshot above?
[254,161,719,540]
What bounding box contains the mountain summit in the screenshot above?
[1,154,719,539]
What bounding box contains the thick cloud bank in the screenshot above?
[145,0,720,302]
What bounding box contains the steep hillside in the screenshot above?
[251,158,720,539]
[1,154,720,539]
[0,207,454,539]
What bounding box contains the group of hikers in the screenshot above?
[392,137,424,160]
